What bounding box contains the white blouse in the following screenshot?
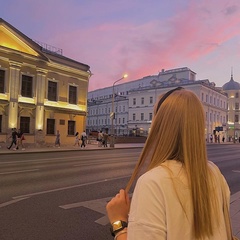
[128,160,230,240]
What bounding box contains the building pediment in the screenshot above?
[0,18,47,60]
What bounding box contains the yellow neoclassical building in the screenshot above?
[0,18,91,146]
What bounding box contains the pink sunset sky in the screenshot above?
[1,0,240,91]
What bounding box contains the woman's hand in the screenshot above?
[106,189,130,223]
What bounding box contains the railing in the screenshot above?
[33,40,63,55]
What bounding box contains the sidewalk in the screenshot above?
[0,142,146,154]
[0,142,239,237]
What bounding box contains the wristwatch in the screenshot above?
[110,220,128,236]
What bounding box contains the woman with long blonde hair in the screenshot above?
[106,88,231,239]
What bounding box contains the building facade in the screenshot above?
[87,67,228,142]
[0,18,91,145]
[222,74,240,142]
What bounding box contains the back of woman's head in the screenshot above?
[148,88,206,168]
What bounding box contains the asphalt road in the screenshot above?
[0,145,239,240]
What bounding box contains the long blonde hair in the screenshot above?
[126,88,219,239]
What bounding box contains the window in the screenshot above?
[21,75,33,98]
[68,120,75,135]
[141,113,144,121]
[48,81,57,101]
[133,98,136,105]
[149,113,152,121]
[141,97,144,105]
[0,115,2,132]
[0,70,5,93]
[236,92,239,98]
[20,116,30,133]
[47,119,55,134]
[235,103,239,110]
[123,118,125,124]
[133,113,136,121]
[150,96,153,104]
[69,85,77,104]
[119,118,121,124]
[123,106,125,112]
[235,115,239,122]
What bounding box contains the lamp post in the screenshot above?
[110,74,128,147]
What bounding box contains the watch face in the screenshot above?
[112,220,122,231]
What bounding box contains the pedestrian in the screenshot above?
[55,130,60,148]
[74,132,80,146]
[103,132,109,147]
[97,131,103,147]
[16,129,25,150]
[222,136,225,143]
[106,88,234,239]
[210,134,213,143]
[239,137,240,143]
[80,130,87,148]
[7,128,18,150]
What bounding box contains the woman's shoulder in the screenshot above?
[139,160,184,182]
[207,161,221,174]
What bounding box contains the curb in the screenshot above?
[0,145,144,155]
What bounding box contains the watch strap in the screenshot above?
[110,220,128,236]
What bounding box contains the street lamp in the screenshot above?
[110,74,128,147]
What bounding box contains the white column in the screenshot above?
[8,61,21,129]
[35,68,47,130]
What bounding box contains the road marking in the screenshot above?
[73,160,136,167]
[12,175,131,199]
[60,193,133,226]
[232,170,240,173]
[0,169,40,175]
[0,153,138,165]
[0,197,29,208]
[0,157,79,164]
[60,197,111,225]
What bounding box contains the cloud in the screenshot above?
[224,5,238,15]
[2,0,240,90]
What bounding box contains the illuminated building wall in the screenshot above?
[0,18,91,145]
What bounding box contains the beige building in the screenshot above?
[0,18,91,145]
